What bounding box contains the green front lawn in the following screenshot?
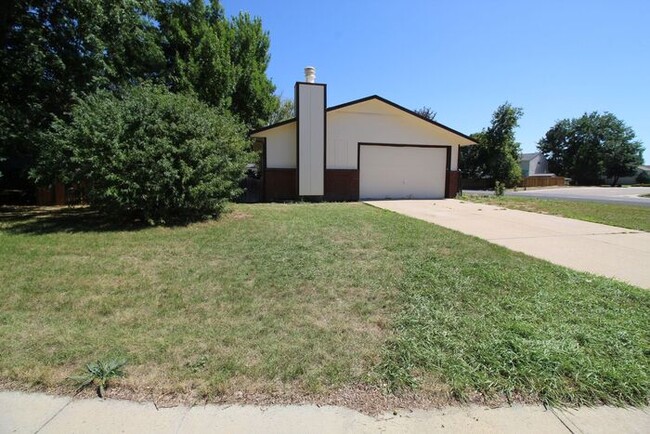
[461,194,650,232]
[0,204,648,407]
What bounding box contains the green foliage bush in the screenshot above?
[33,84,252,224]
[461,103,523,188]
[494,180,506,196]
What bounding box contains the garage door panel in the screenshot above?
[359,145,446,199]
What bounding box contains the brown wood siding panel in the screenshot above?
[324,169,359,201]
[446,170,460,198]
[264,169,297,201]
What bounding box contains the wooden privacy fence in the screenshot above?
[520,176,567,188]
[36,182,86,205]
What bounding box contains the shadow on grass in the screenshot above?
[0,206,154,234]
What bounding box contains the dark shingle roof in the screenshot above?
[520,152,541,161]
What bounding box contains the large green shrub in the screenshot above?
[33,84,252,223]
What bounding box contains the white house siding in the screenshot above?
[297,84,325,196]
[520,153,549,176]
[262,123,296,169]
[530,154,548,175]
[326,99,467,170]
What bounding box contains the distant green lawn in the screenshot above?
[461,194,650,232]
[0,203,648,407]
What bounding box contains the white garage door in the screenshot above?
[359,145,447,199]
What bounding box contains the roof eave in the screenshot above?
[249,117,296,135]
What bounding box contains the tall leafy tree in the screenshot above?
[267,97,294,125]
[538,112,643,185]
[158,0,234,109]
[158,0,277,128]
[413,106,437,121]
[459,132,486,180]
[461,103,523,187]
[1,0,279,195]
[0,0,163,188]
[229,12,278,128]
[536,118,572,177]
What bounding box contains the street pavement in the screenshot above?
[464,186,650,207]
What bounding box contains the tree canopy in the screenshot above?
[0,0,164,186]
[413,106,437,121]
[157,0,277,128]
[460,102,524,187]
[538,112,644,185]
[267,97,295,125]
[0,0,277,193]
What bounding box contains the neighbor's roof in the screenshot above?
[250,95,477,144]
[520,152,542,161]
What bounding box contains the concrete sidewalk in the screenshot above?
[366,199,650,289]
[1,391,649,433]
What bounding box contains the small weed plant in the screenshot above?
[70,358,127,398]
[494,181,506,196]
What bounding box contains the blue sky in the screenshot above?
[222,0,649,163]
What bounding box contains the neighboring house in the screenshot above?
[605,165,650,185]
[250,67,476,202]
[519,152,549,177]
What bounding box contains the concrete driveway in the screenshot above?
[366,199,650,289]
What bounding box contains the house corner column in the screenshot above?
[445,170,460,198]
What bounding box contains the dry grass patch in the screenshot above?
[0,203,399,404]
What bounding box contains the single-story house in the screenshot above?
[249,67,476,202]
[519,152,549,177]
[605,165,650,185]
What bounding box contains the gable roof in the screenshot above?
[520,152,543,161]
[250,95,477,144]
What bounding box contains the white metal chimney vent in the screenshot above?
[304,66,316,83]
